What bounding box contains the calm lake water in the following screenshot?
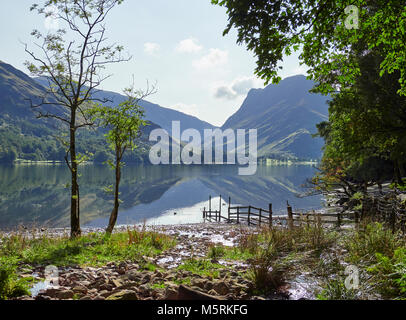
[0,164,323,230]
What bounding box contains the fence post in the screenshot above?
[219,195,222,218]
[209,195,212,219]
[287,201,293,229]
[248,206,251,226]
[237,207,240,224]
[269,203,273,228]
[203,207,206,220]
[259,208,262,226]
[228,197,231,222]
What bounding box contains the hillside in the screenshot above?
[34,77,216,137]
[0,61,159,163]
[222,75,329,160]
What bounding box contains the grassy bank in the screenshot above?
[1,220,405,300]
[187,220,406,299]
[0,227,176,299]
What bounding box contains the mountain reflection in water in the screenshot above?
[0,164,322,230]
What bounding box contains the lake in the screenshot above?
[0,164,323,230]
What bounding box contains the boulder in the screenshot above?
[56,290,74,300]
[163,287,178,300]
[178,285,225,300]
[212,282,229,295]
[72,286,87,295]
[191,278,206,289]
[106,290,138,300]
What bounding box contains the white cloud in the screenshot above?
[213,76,264,100]
[192,48,228,71]
[144,42,160,56]
[176,37,203,53]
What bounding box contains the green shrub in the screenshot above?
[367,247,406,298]
[317,278,358,300]
[345,222,403,264]
[247,243,288,295]
[0,257,31,300]
[177,258,223,278]
[207,244,226,260]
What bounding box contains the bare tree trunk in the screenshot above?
[106,150,122,234]
[70,115,81,238]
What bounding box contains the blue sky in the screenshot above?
[0,0,306,126]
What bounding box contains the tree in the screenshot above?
[212,0,406,96]
[0,149,17,164]
[25,0,128,238]
[214,0,406,189]
[319,44,406,184]
[89,84,152,234]
[94,150,109,163]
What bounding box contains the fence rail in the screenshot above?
[202,195,355,229]
[203,192,406,232]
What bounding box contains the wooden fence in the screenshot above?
[202,196,354,228]
[361,194,406,233]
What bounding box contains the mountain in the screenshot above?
[0,61,160,163]
[34,77,216,137]
[222,75,329,160]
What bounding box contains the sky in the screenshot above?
[0,0,307,127]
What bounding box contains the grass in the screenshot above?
[201,219,337,296]
[177,258,224,278]
[315,221,406,300]
[150,282,167,290]
[205,218,406,299]
[366,247,406,299]
[316,278,358,300]
[0,226,176,299]
[2,216,406,300]
[0,257,33,300]
[344,221,403,265]
[0,226,176,268]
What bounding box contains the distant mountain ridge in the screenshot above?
[33,76,216,136]
[0,60,328,163]
[222,75,329,160]
[0,61,161,163]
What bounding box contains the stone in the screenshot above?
[164,287,178,300]
[72,286,87,295]
[115,282,138,291]
[106,290,138,300]
[178,285,224,300]
[138,284,150,293]
[208,289,219,296]
[110,278,124,288]
[57,290,74,300]
[212,282,229,295]
[79,296,92,300]
[42,288,61,298]
[191,278,206,289]
[99,283,113,291]
[99,290,111,298]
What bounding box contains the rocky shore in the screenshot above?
[11,223,307,301]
